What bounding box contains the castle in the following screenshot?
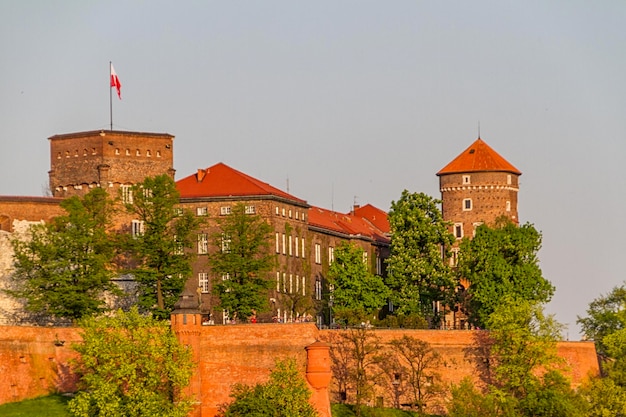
[0,129,521,327]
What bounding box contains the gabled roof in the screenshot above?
[176,162,306,204]
[352,204,390,234]
[437,138,521,176]
[308,205,390,244]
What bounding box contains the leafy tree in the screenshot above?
[8,188,119,321]
[68,307,193,417]
[123,175,201,319]
[580,377,626,417]
[386,190,455,322]
[210,203,274,321]
[577,283,626,357]
[387,335,442,412]
[458,217,554,328]
[218,358,317,417]
[327,242,390,325]
[448,378,518,417]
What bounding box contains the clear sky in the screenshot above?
[1,1,625,338]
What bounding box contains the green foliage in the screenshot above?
[331,403,423,416]
[458,217,554,328]
[328,242,390,325]
[210,203,274,321]
[448,378,518,417]
[68,307,193,417]
[386,191,455,321]
[123,175,201,319]
[218,358,317,417]
[8,188,119,320]
[0,394,71,417]
[577,283,626,357]
[580,377,626,417]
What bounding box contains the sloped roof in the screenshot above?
[308,205,390,244]
[176,162,306,204]
[352,204,390,234]
[437,138,521,176]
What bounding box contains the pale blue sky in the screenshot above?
[1,1,625,338]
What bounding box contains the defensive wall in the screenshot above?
[0,323,599,416]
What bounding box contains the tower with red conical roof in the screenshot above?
[437,138,521,241]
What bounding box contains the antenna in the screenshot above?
[478,121,481,139]
[286,176,289,193]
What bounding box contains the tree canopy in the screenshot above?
[210,203,274,322]
[386,190,455,321]
[8,187,119,321]
[123,175,201,319]
[458,217,554,328]
[327,242,389,324]
[68,307,193,417]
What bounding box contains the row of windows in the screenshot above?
[461,198,511,212]
[454,222,484,239]
[196,205,256,216]
[276,233,305,258]
[275,206,305,221]
[114,148,162,157]
[56,148,164,159]
[276,272,306,296]
[461,174,513,185]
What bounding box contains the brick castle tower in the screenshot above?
[437,137,521,240]
[48,130,175,198]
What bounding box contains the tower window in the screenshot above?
[454,223,463,239]
[115,148,120,155]
[506,201,511,212]
[463,175,471,184]
[507,175,512,185]
[463,198,472,211]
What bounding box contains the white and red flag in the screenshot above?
[110,64,122,99]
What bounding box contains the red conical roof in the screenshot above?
[436,138,521,176]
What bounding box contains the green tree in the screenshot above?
[386,190,455,322]
[8,188,119,321]
[577,283,626,357]
[580,377,626,417]
[68,307,193,417]
[327,242,389,325]
[123,175,201,319]
[458,217,554,328]
[210,203,274,321]
[218,358,318,417]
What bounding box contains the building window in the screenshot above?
[473,222,483,237]
[125,148,130,156]
[463,175,471,184]
[121,185,133,204]
[276,272,280,291]
[115,148,120,155]
[282,208,286,217]
[282,273,287,293]
[328,247,334,265]
[376,254,382,275]
[454,223,463,239]
[156,150,161,157]
[315,279,322,301]
[288,236,293,256]
[136,149,141,156]
[289,274,293,293]
[295,211,299,220]
[288,209,292,218]
[197,207,208,216]
[221,234,231,253]
[173,235,184,255]
[275,233,280,253]
[275,206,279,215]
[295,236,299,257]
[199,273,209,293]
[450,248,460,267]
[198,233,208,254]
[282,234,286,255]
[302,238,305,256]
[173,207,183,217]
[506,200,511,212]
[315,243,321,264]
[245,205,256,214]
[131,220,144,238]
[363,251,368,265]
[463,198,472,211]
[507,174,512,185]
[146,150,152,157]
[220,206,231,215]
[302,276,306,296]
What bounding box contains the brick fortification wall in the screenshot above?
[0,324,599,416]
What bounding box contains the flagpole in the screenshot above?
[109,61,113,131]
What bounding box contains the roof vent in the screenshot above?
[196,169,207,182]
[469,149,475,154]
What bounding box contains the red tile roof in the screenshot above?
[352,204,390,234]
[176,162,306,203]
[437,138,521,176]
[308,205,390,244]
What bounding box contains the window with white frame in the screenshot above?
[295,274,299,293]
[276,272,281,291]
[121,185,133,204]
[222,273,231,292]
[282,234,286,255]
[507,174,512,185]
[275,232,280,253]
[454,223,463,239]
[295,211,299,220]
[282,273,287,293]
[198,233,208,254]
[245,205,256,214]
[328,247,334,265]
[221,234,231,253]
[295,236,299,257]
[289,274,293,293]
[282,208,286,217]
[197,207,208,216]
[463,175,471,184]
[450,248,460,267]
[131,220,144,238]
[301,238,305,257]
[220,206,231,215]
[506,200,511,212]
[315,243,321,264]
[275,206,279,215]
[463,198,472,211]
[302,276,306,296]
[198,272,209,293]
[315,279,322,300]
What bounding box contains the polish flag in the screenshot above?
[110,64,122,99]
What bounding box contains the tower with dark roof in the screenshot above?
[437,138,521,241]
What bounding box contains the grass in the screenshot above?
[0,394,71,417]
